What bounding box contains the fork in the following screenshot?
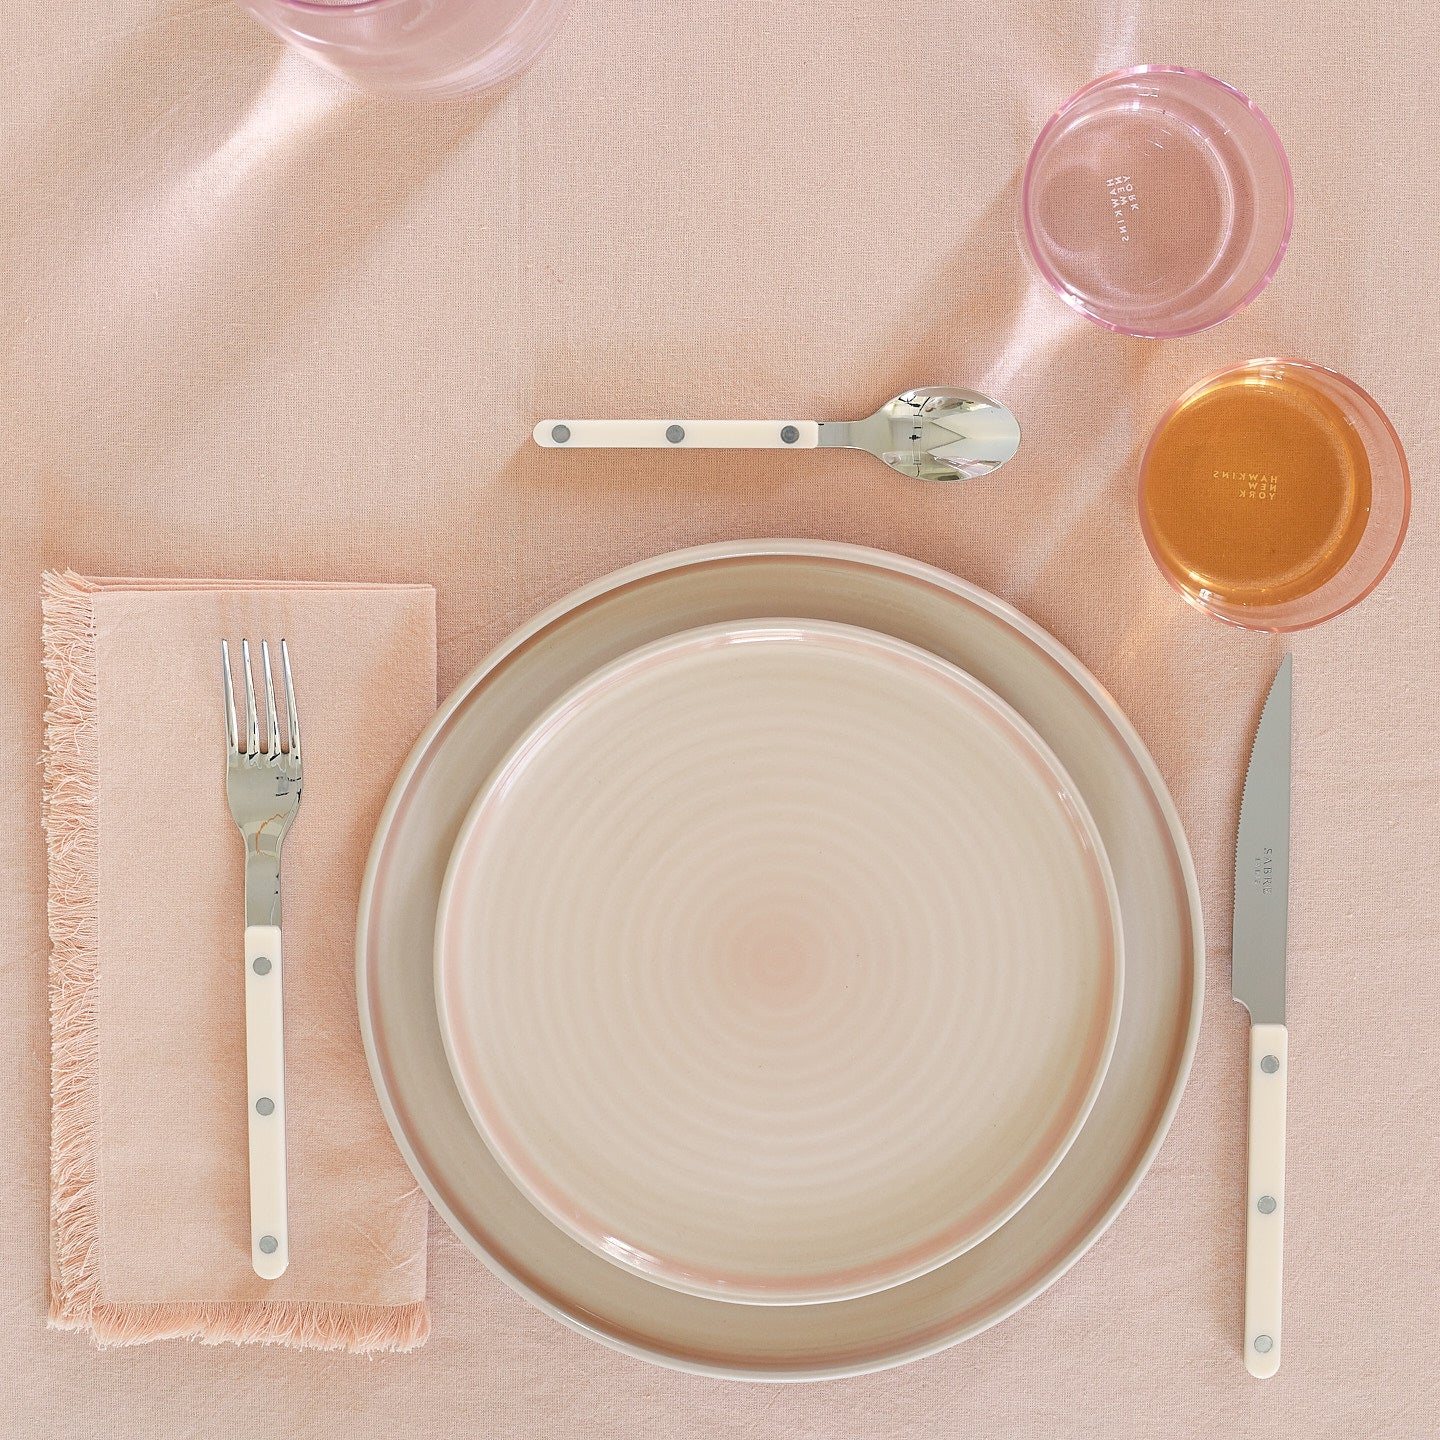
[222,639,303,1280]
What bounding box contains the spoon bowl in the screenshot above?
[819,388,1022,482]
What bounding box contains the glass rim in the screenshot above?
[1020,65,1296,340]
[250,0,559,19]
[1138,357,1411,632]
[254,0,418,13]
[238,0,573,97]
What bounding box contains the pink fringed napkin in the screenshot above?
[41,573,435,1351]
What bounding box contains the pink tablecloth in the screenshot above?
[4,1,1436,1435]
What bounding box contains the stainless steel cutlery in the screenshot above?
[1232,654,1292,1377]
[222,638,303,1280]
[534,387,1022,482]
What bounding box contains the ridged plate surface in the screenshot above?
[436,620,1122,1304]
[357,541,1204,1378]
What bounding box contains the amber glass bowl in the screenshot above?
[1139,359,1409,630]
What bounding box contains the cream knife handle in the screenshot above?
[1245,1022,1287,1377]
[245,924,288,1280]
[533,419,820,449]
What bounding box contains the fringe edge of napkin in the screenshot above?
[47,1298,431,1353]
[40,571,430,1356]
[42,571,104,1329]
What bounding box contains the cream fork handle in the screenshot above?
[245,924,288,1279]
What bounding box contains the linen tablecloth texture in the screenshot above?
[5,0,1438,1434]
[40,575,435,1351]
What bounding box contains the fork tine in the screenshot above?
[261,641,280,756]
[280,639,301,773]
[221,640,238,754]
[241,639,260,757]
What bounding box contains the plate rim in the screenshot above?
[357,539,1205,1379]
[431,614,1126,1307]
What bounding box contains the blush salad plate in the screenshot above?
[434,619,1123,1306]
[357,541,1203,1378]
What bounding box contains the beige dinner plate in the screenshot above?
[434,619,1122,1306]
[357,540,1203,1378]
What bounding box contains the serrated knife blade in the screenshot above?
[1233,654,1291,1024]
[1232,654,1292,1379]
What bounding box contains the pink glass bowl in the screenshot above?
[1021,67,1293,338]
[1139,359,1410,631]
[238,0,570,98]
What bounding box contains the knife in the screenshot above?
[1232,653,1292,1378]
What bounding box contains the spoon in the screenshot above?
[533,387,1021,482]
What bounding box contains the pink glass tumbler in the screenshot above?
[237,0,570,98]
[1021,67,1293,338]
